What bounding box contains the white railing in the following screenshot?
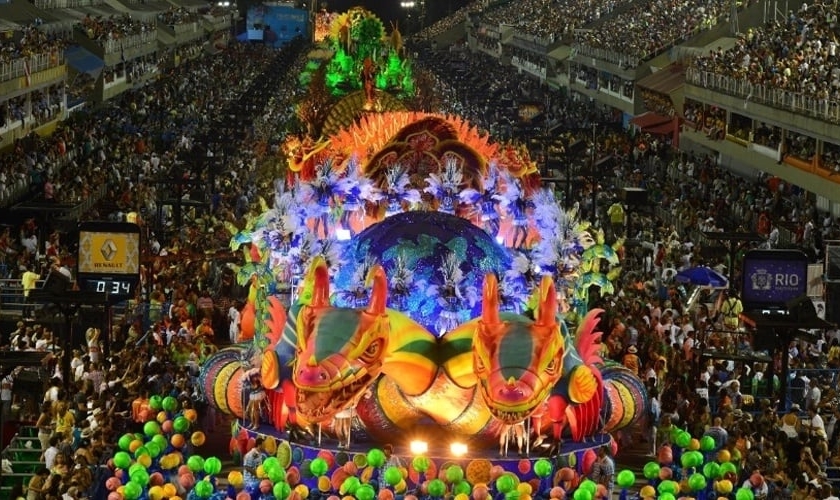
[686,67,840,124]
[99,31,158,54]
[33,0,99,8]
[0,52,64,83]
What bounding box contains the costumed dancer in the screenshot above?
[499,421,526,457]
[479,162,503,237]
[298,159,341,239]
[335,158,382,236]
[424,158,471,215]
[245,374,269,430]
[431,252,472,335]
[499,173,533,249]
[383,165,421,218]
[333,405,353,449]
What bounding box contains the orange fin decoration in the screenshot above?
[309,256,330,308]
[535,274,557,327]
[481,273,500,325]
[365,265,388,315]
[576,309,604,364]
[249,243,262,263]
[265,296,287,350]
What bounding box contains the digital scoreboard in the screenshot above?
[76,222,141,300]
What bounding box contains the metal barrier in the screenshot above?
[0,279,46,317]
[0,52,64,84]
[686,68,840,124]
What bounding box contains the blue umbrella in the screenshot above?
[674,266,729,289]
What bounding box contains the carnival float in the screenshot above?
[188,6,660,500]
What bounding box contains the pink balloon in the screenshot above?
[490,465,505,481]
[162,420,173,433]
[405,496,419,500]
[107,458,115,470]
[378,489,395,500]
[115,469,124,480]
[581,449,597,476]
[473,484,490,500]
[595,484,608,499]
[610,439,619,457]
[659,467,673,480]
[178,465,191,476]
[343,462,358,475]
[327,496,341,500]
[105,477,121,491]
[549,487,566,499]
[260,479,273,494]
[179,472,196,489]
[108,493,122,500]
[236,493,252,500]
[149,472,164,486]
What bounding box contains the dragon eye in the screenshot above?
[360,339,382,362]
[545,358,558,374]
[474,355,485,372]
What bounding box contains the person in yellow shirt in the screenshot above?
[606,200,625,238]
[20,264,40,318]
[719,291,743,330]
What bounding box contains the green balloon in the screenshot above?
[688,472,707,491]
[143,421,161,437]
[505,491,521,500]
[357,484,376,500]
[145,441,161,458]
[130,469,150,487]
[616,470,635,489]
[411,456,430,473]
[703,462,720,479]
[658,480,678,494]
[204,457,222,475]
[162,396,178,412]
[194,479,214,498]
[173,416,190,433]
[572,489,592,500]
[263,457,280,474]
[268,466,285,483]
[675,431,691,448]
[428,479,446,497]
[384,466,402,486]
[496,474,516,494]
[148,395,163,411]
[187,455,205,473]
[534,459,552,479]
[128,463,146,476]
[366,449,386,468]
[659,494,676,500]
[700,435,716,451]
[118,434,134,452]
[736,487,755,500]
[720,461,738,476]
[453,481,471,496]
[151,434,168,450]
[642,462,660,480]
[341,476,360,495]
[114,451,131,470]
[133,447,149,459]
[274,482,291,500]
[310,457,329,477]
[579,480,597,495]
[445,465,464,483]
[123,481,142,500]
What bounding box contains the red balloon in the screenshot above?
[105,477,121,491]
[659,467,673,480]
[108,493,122,500]
[581,449,597,476]
[236,493,252,500]
[260,479,273,494]
[179,472,196,489]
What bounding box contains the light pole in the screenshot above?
[590,123,597,224]
[400,1,416,36]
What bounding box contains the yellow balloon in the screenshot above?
[717,450,731,463]
[256,464,266,478]
[517,483,532,495]
[318,476,331,492]
[117,485,126,495]
[399,466,408,478]
[688,438,700,451]
[157,411,168,423]
[361,466,374,483]
[163,483,177,497]
[716,480,733,494]
[520,495,532,500]
[129,440,143,453]
[264,436,277,455]
[171,497,183,500]
[640,485,656,497]
[455,495,470,500]
[137,454,152,468]
[395,479,407,493]
[295,484,310,497]
[149,485,164,500]
[228,470,244,489]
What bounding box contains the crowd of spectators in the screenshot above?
[0,24,68,63]
[573,0,735,67]
[412,0,486,41]
[77,14,155,43]
[691,2,840,104]
[477,0,626,43]
[157,7,199,27]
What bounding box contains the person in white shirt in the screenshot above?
[228,301,241,343]
[43,435,60,470]
[805,378,822,412]
[805,407,827,438]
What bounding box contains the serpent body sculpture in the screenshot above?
[202,258,647,448]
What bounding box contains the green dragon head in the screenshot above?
[473,273,566,424]
[293,257,390,423]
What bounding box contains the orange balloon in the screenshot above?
[239,302,256,341]
[163,483,177,497]
[129,440,143,453]
[183,409,198,423]
[171,434,186,449]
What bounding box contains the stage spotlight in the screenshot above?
[450,442,468,457]
[409,440,428,455]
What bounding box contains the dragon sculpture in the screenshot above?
[202,258,646,448]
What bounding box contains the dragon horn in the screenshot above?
[307,256,330,308]
[482,273,500,324]
[536,274,557,327]
[365,264,388,315]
